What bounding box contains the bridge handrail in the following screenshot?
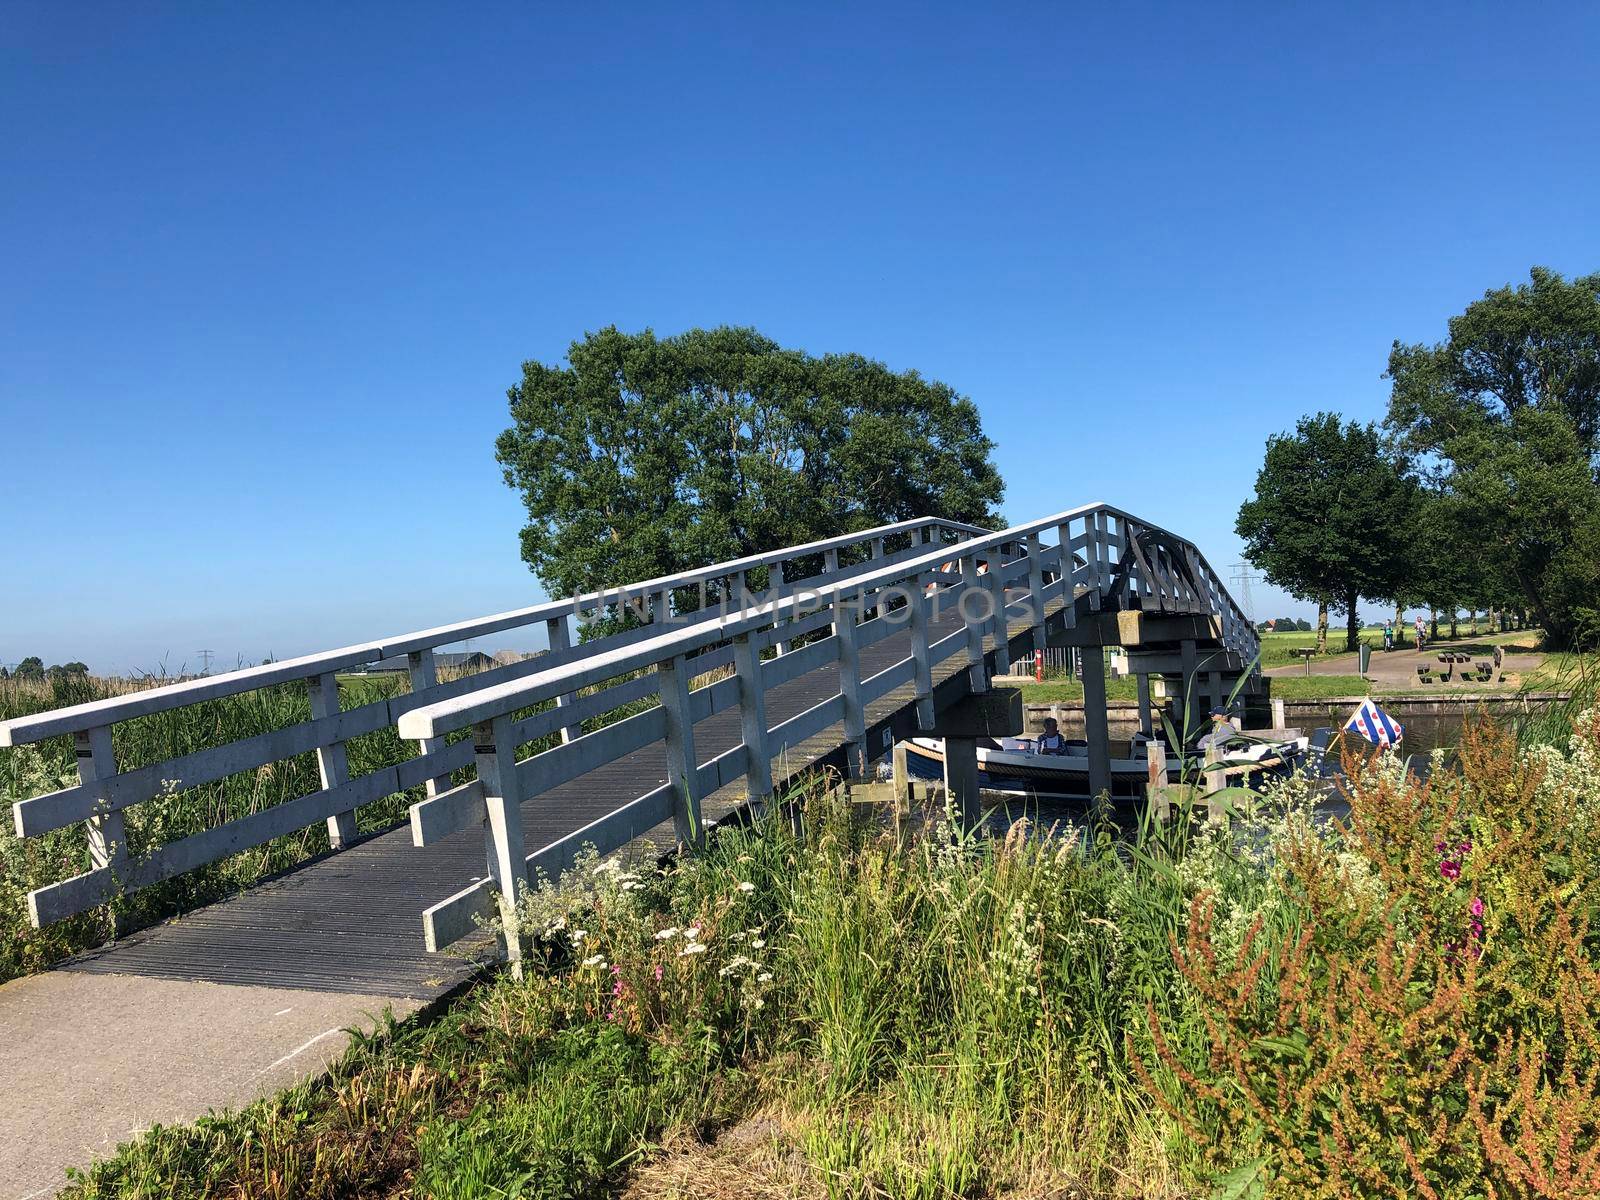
[4,500,1254,935]
[400,501,1256,740]
[0,514,979,748]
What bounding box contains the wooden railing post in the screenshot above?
[833,592,867,778]
[770,560,790,656]
[544,616,582,743]
[909,571,935,730]
[733,633,771,808]
[1056,521,1078,630]
[658,655,702,845]
[473,714,530,974]
[960,552,989,694]
[76,725,127,877]
[1086,512,1105,610]
[985,545,1011,675]
[308,672,358,850]
[405,649,453,798]
[1026,532,1047,656]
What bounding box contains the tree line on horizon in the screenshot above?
[1237,266,1600,652]
[1,657,89,682]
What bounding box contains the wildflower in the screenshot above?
[1458,840,1473,855]
[621,880,643,891]
[653,964,663,982]
[654,927,679,940]
[757,972,773,982]
[582,954,605,968]
[1440,860,1461,881]
[1470,896,1485,918]
[1435,840,1449,854]
[686,925,702,938]
[571,929,588,943]
[679,942,707,956]
[751,938,766,949]
[737,881,756,893]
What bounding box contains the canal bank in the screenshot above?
[1027,691,1573,755]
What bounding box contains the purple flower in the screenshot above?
[1458,841,1473,856]
[1440,860,1462,881]
[1435,841,1449,855]
[1470,897,1485,918]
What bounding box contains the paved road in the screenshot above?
[0,972,419,1200]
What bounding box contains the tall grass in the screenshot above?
[46,699,1600,1198]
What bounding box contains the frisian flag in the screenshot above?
[1345,698,1404,747]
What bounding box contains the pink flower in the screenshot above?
[1440,860,1461,881]
[1470,897,1484,918]
[1435,841,1449,855]
[653,964,663,982]
[1458,841,1473,856]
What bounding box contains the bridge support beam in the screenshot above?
[1136,673,1153,738]
[942,737,980,830]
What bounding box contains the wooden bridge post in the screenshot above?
[985,545,1011,675]
[732,633,772,809]
[909,571,935,730]
[657,654,702,845]
[473,714,530,974]
[1136,673,1153,737]
[405,649,454,797]
[76,724,128,876]
[1080,645,1113,799]
[308,672,359,850]
[960,552,989,694]
[1026,532,1047,656]
[543,618,582,744]
[770,560,790,656]
[1085,512,1104,610]
[1055,521,1078,629]
[832,593,868,778]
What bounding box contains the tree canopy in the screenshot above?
[1235,414,1417,650]
[496,326,1005,600]
[1385,267,1600,647]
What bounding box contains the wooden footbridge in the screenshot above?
[2,503,1258,995]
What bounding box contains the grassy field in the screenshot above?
[57,703,1600,1199]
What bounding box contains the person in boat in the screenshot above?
[1196,706,1239,752]
[1036,717,1069,755]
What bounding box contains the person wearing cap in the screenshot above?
[1036,717,1068,755]
[1196,706,1238,751]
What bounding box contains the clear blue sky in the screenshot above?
[4,3,1597,674]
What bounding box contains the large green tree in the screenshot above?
[1385,267,1600,647]
[1236,414,1418,652]
[496,326,1004,601]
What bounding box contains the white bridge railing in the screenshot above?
[1,503,1254,952]
[0,516,981,927]
[396,502,1257,962]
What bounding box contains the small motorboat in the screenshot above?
[899,730,1309,800]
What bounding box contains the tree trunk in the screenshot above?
[1430,609,1439,641]
[1346,589,1360,652]
[1449,610,1458,640]
[1395,601,1406,629]
[1316,602,1329,653]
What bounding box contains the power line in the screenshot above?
[1228,561,1257,624]
[195,648,216,676]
